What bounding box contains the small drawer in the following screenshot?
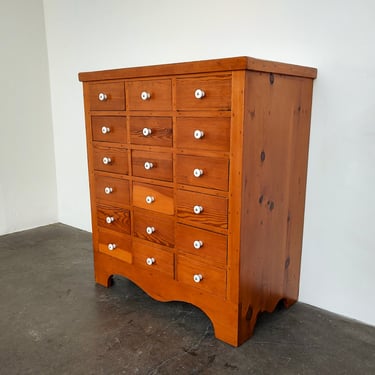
[176,190,227,230]
[98,229,132,264]
[133,182,174,215]
[94,174,130,206]
[176,224,227,267]
[132,150,173,182]
[176,117,230,152]
[129,117,172,147]
[133,208,175,248]
[88,82,125,111]
[127,79,172,110]
[176,255,226,297]
[176,155,229,191]
[96,204,131,234]
[133,240,174,278]
[92,146,128,175]
[176,75,231,110]
[92,116,126,143]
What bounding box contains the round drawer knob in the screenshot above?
[98,92,107,101]
[144,161,154,170]
[145,195,155,204]
[194,89,205,99]
[101,126,110,134]
[102,157,112,165]
[142,127,152,137]
[146,257,155,266]
[193,168,204,178]
[107,243,116,251]
[141,91,151,101]
[194,130,204,139]
[193,205,203,214]
[193,240,203,249]
[193,274,203,283]
[106,216,114,224]
[146,226,155,235]
[104,187,113,195]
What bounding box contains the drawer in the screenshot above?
[176,224,227,267]
[133,182,174,215]
[92,116,126,143]
[93,146,128,175]
[132,150,173,182]
[176,255,226,297]
[94,174,130,206]
[176,75,231,110]
[127,79,172,110]
[133,208,175,248]
[176,117,230,152]
[96,204,131,234]
[133,240,174,278]
[129,117,172,147]
[88,82,125,111]
[176,190,228,230]
[176,155,229,191]
[98,229,132,264]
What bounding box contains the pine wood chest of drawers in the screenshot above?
[79,56,317,346]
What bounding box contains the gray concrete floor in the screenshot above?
[0,224,374,375]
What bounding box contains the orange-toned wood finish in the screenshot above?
[79,56,317,346]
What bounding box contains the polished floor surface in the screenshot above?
[0,223,374,374]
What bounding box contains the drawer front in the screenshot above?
[129,117,172,147]
[132,150,173,182]
[133,182,174,215]
[88,82,125,111]
[127,79,172,110]
[176,117,230,152]
[176,224,227,267]
[133,208,175,247]
[93,146,128,175]
[176,75,231,111]
[98,229,132,264]
[94,175,130,206]
[176,190,228,230]
[96,204,131,234]
[133,240,174,278]
[92,116,126,143]
[176,255,226,297]
[176,155,229,191]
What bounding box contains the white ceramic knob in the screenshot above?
[146,226,155,235]
[106,216,114,224]
[194,130,204,139]
[146,257,155,266]
[141,91,151,100]
[193,205,203,214]
[142,127,152,136]
[144,161,154,170]
[193,274,203,283]
[194,89,205,99]
[102,157,111,165]
[193,168,204,178]
[193,240,203,249]
[145,196,155,204]
[107,243,116,251]
[101,126,110,134]
[104,187,113,195]
[98,93,107,101]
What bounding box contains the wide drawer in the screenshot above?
[176,224,227,267]
[133,208,175,248]
[96,204,131,234]
[133,182,174,215]
[176,190,228,230]
[129,117,172,147]
[98,229,132,264]
[94,174,130,206]
[127,79,172,110]
[132,150,173,182]
[88,82,125,111]
[176,75,231,111]
[176,255,226,297]
[93,146,128,174]
[92,116,126,143]
[176,154,229,191]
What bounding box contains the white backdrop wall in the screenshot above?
[43,0,375,326]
